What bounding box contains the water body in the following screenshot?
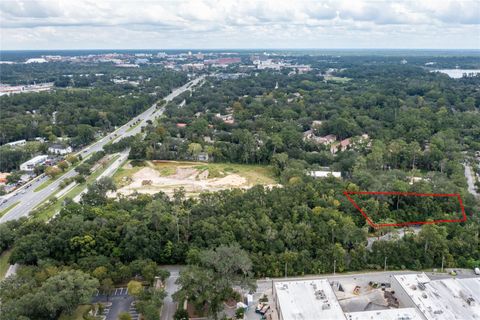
[433,69,480,79]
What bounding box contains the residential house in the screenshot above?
[0,172,10,184]
[48,144,72,155]
[317,134,337,145]
[215,113,234,124]
[303,129,315,140]
[197,152,209,162]
[303,131,337,146]
[330,138,351,154]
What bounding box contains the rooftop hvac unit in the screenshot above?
[459,290,476,306]
[322,302,331,310]
[466,297,476,306]
[315,290,326,300]
[418,283,426,290]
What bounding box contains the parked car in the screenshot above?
[474,267,480,275]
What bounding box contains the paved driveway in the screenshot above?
[92,287,139,320]
[160,265,184,320]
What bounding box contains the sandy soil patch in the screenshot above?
[112,165,271,198]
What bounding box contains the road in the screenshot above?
[464,163,479,198]
[73,150,130,202]
[160,266,183,320]
[0,76,205,223]
[366,226,421,250]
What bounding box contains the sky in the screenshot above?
[1,0,479,50]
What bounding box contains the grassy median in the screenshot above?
[0,201,20,218]
[32,155,121,221]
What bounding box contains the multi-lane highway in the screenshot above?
[0,76,205,223]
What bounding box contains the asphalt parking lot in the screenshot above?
[92,287,139,320]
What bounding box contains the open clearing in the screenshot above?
[112,160,278,197]
[0,249,12,280]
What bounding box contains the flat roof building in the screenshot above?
[19,155,48,172]
[5,139,26,147]
[345,308,424,320]
[392,273,480,320]
[274,280,346,320]
[309,170,342,178]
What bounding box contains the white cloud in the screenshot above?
[0,0,479,49]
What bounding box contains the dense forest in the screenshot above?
[0,63,187,171]
[0,175,478,318]
[0,64,187,145]
[132,64,480,166]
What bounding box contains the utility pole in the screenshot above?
[333,259,336,275]
[441,255,445,273]
[384,256,388,272]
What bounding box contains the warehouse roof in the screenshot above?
[274,280,346,320]
[393,273,480,320]
[345,308,424,320]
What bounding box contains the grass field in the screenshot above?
[0,201,20,218]
[0,249,12,280]
[325,75,352,83]
[34,177,57,192]
[112,160,277,197]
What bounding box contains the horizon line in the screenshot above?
[1,48,480,52]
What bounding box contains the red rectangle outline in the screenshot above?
[343,191,467,228]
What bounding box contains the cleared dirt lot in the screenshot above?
[111,161,278,198]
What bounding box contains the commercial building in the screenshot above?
[345,308,424,320]
[272,274,480,320]
[25,58,47,64]
[5,139,26,147]
[274,280,346,320]
[392,273,480,320]
[19,155,48,172]
[0,83,54,96]
[48,144,73,155]
[309,170,342,178]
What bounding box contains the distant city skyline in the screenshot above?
[1,0,479,50]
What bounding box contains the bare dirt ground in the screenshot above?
[111,163,277,198]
